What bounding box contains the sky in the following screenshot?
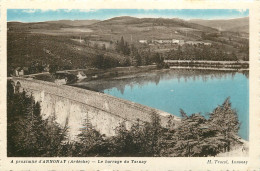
[7,9,249,22]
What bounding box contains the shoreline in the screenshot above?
[12,65,249,157]
[169,66,249,71]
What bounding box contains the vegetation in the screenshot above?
[8,16,248,76]
[8,80,242,157]
[165,44,245,61]
[115,36,131,55]
[91,54,120,69]
[7,81,68,157]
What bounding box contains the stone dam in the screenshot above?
[11,77,180,140]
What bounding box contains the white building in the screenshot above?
[185,41,204,45]
[14,67,24,76]
[185,41,211,46]
[172,39,180,44]
[153,39,172,44]
[139,40,148,44]
[204,42,212,46]
[77,71,87,80]
[154,40,163,44]
[55,78,67,85]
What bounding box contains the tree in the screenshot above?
[115,36,130,55]
[108,111,165,157]
[230,52,238,61]
[109,121,135,156]
[7,85,69,157]
[208,97,240,152]
[93,43,99,49]
[49,64,58,74]
[201,32,206,39]
[92,54,120,69]
[165,97,242,157]
[180,108,188,118]
[102,44,106,50]
[124,57,131,66]
[92,54,104,69]
[119,36,125,52]
[73,118,108,157]
[170,112,225,157]
[124,42,130,55]
[147,111,164,156]
[152,53,168,69]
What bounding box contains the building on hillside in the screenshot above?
[92,74,98,79]
[172,39,185,45]
[14,67,23,76]
[77,71,87,80]
[139,40,148,44]
[13,67,29,76]
[185,41,196,45]
[54,71,77,84]
[172,39,180,44]
[44,64,50,72]
[152,39,185,44]
[54,78,67,85]
[153,39,172,44]
[204,42,212,46]
[185,41,204,45]
[185,41,211,46]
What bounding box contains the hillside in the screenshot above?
[189,17,249,33]
[89,16,218,42]
[7,31,126,75]
[96,16,217,32]
[46,19,100,26]
[7,16,249,76]
[8,21,72,32]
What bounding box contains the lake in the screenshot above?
[74,69,249,140]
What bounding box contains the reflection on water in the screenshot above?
[73,69,249,140]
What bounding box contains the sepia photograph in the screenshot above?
[7,9,249,158]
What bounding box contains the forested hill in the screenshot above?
[189,17,249,33]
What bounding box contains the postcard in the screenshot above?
[0,0,260,170]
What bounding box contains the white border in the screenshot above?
[0,0,259,170]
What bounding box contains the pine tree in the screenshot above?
[208,97,240,152]
[75,116,106,156]
[180,108,188,118]
[7,86,69,157]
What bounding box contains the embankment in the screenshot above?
[12,77,180,140]
[165,60,249,70]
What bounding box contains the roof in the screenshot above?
[15,67,29,71]
[15,67,21,71]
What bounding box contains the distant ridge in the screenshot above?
[46,19,100,26]
[189,17,249,33]
[94,16,218,33]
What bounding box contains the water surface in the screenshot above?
[75,69,249,140]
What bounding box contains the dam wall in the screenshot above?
[11,77,179,140]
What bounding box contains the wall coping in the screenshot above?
[12,77,180,123]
